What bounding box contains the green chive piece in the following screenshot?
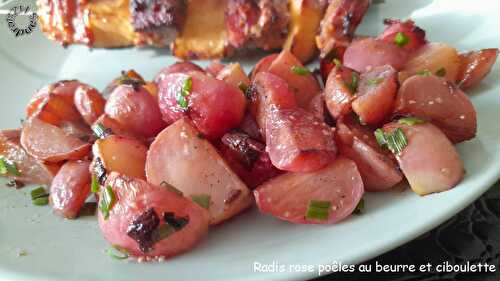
[33,197,49,206]
[79,202,97,217]
[398,117,426,126]
[191,194,210,209]
[374,129,387,147]
[416,69,432,76]
[306,200,331,220]
[105,246,129,260]
[332,58,342,68]
[435,67,447,77]
[367,77,384,86]
[160,181,183,196]
[91,175,100,193]
[100,186,116,220]
[386,128,408,155]
[238,82,249,93]
[353,198,365,215]
[345,72,359,94]
[0,157,21,176]
[182,76,192,96]
[152,224,175,243]
[31,186,48,200]
[178,95,188,109]
[92,123,110,139]
[394,32,409,47]
[291,66,311,76]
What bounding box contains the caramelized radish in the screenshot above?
[153,61,204,85]
[352,65,398,125]
[254,157,364,224]
[21,118,91,162]
[457,48,499,90]
[146,119,253,225]
[399,42,460,83]
[105,84,166,139]
[92,114,143,141]
[343,38,408,73]
[324,65,357,119]
[378,19,426,52]
[395,75,477,143]
[266,108,337,172]
[74,84,106,125]
[50,160,91,219]
[158,71,246,140]
[383,122,464,195]
[0,129,59,185]
[251,54,278,80]
[98,172,210,258]
[205,61,226,77]
[92,135,148,180]
[266,50,321,107]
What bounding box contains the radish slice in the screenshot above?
[343,38,408,73]
[254,157,364,224]
[457,48,499,90]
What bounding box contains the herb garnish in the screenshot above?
[332,58,342,68]
[291,66,311,76]
[31,186,49,206]
[435,67,447,77]
[105,245,129,260]
[416,69,432,76]
[99,185,116,220]
[160,181,183,196]
[306,200,331,220]
[238,82,249,93]
[191,194,210,209]
[374,128,408,155]
[353,198,365,215]
[398,117,426,126]
[178,76,192,109]
[0,156,21,176]
[91,175,100,193]
[367,77,384,86]
[346,72,360,94]
[394,32,409,47]
[92,123,111,139]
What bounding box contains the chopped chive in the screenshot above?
[346,72,359,94]
[291,66,311,76]
[394,32,409,47]
[33,197,49,206]
[238,82,248,93]
[100,185,116,220]
[30,186,48,200]
[182,76,192,96]
[367,77,384,86]
[374,128,387,147]
[160,181,183,196]
[105,246,129,260]
[0,157,21,176]
[398,117,426,126]
[190,194,210,209]
[79,202,97,217]
[416,69,432,76]
[306,200,331,220]
[92,123,111,139]
[177,95,188,109]
[385,128,408,155]
[435,67,447,77]
[353,198,365,215]
[91,175,100,193]
[332,58,342,68]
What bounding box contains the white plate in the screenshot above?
[1,0,500,280]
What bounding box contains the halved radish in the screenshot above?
[0,129,59,185]
[254,157,364,224]
[21,118,91,162]
[98,172,210,258]
[266,108,337,172]
[324,65,357,119]
[457,48,498,90]
[157,71,246,140]
[105,84,166,139]
[398,42,460,83]
[251,54,278,80]
[394,75,477,143]
[146,119,252,225]
[383,122,464,195]
[251,72,298,135]
[352,65,398,125]
[153,61,204,85]
[343,38,408,73]
[50,160,91,219]
[205,61,226,77]
[377,19,426,52]
[92,114,143,141]
[92,135,148,180]
[216,63,250,89]
[266,50,321,107]
[74,85,106,126]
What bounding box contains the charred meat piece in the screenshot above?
[130,0,186,46]
[226,0,290,50]
[316,0,371,58]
